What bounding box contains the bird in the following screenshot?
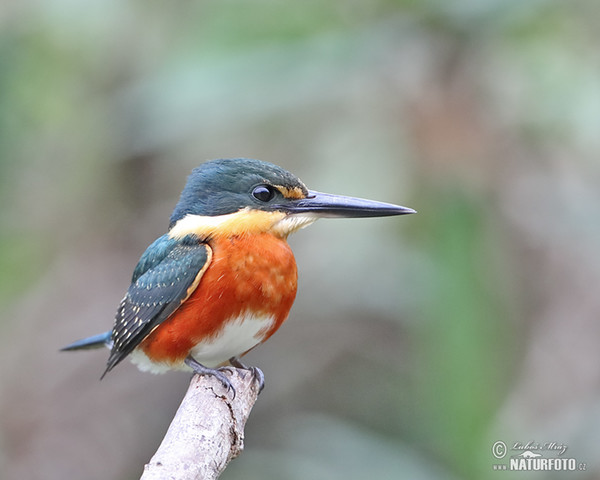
[62,158,415,393]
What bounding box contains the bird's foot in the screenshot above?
[229,357,265,393]
[184,355,236,399]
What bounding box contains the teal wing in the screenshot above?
[103,234,211,376]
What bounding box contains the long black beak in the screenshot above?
[285,190,416,218]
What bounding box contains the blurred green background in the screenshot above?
[1,1,599,479]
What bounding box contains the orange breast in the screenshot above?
[138,233,298,366]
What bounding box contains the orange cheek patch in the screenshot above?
[275,185,306,200]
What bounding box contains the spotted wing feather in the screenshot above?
[103,234,211,376]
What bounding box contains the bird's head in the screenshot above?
[168,158,415,240]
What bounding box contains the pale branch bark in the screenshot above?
[140,368,262,480]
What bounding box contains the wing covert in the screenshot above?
[103,235,211,375]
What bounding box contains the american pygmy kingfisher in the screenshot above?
[62,158,415,391]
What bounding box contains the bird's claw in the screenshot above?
[185,355,236,399]
[229,357,265,393]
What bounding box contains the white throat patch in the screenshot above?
[169,209,318,240]
[271,213,318,237]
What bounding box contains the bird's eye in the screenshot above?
[252,185,276,202]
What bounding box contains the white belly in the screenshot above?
[129,311,276,374]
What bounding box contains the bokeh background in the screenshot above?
[1,1,599,479]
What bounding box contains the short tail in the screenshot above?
[61,331,113,351]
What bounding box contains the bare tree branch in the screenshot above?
[140,368,261,480]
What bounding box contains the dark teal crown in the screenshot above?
[169,158,308,227]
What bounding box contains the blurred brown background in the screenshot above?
[1,1,599,479]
